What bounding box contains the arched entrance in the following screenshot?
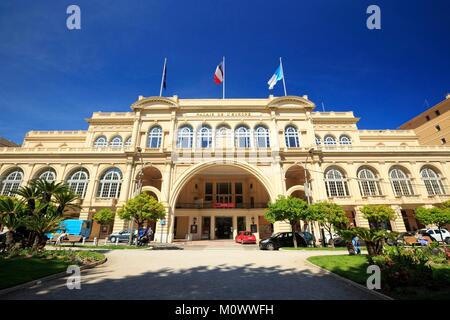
[169,161,276,242]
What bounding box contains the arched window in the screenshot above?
[358,168,381,196]
[324,135,336,146]
[124,137,132,147]
[235,125,251,148]
[339,135,352,145]
[110,136,123,148]
[284,126,299,148]
[97,168,122,198]
[315,135,322,146]
[94,136,108,148]
[215,126,232,149]
[421,167,445,196]
[148,126,162,148]
[324,168,349,197]
[0,169,24,196]
[177,125,193,148]
[39,168,56,182]
[389,167,414,196]
[198,125,212,148]
[254,125,270,148]
[67,169,89,198]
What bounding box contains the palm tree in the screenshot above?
[26,205,63,250]
[7,179,81,251]
[53,189,81,215]
[0,197,26,250]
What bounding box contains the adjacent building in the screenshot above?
[0,137,18,147]
[400,94,450,145]
[1,95,449,242]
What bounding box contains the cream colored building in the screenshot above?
[400,94,450,145]
[1,95,450,242]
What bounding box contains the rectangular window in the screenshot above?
[436,125,441,131]
[435,110,441,116]
[441,138,447,144]
[426,115,431,121]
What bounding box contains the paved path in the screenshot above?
[3,247,379,300]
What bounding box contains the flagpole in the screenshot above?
[159,57,167,97]
[280,57,287,96]
[222,56,225,99]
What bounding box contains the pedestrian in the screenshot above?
[352,235,361,255]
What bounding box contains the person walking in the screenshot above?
[352,235,361,255]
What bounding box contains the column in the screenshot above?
[113,161,134,232]
[232,215,237,239]
[354,206,370,229]
[345,162,361,200]
[210,216,216,240]
[390,205,407,232]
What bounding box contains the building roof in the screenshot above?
[0,137,19,147]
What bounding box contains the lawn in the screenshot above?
[307,254,370,285]
[308,254,450,300]
[0,250,105,290]
[48,244,144,250]
[282,247,365,251]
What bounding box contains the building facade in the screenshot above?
[1,95,450,242]
[400,94,450,145]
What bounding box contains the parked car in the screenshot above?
[318,231,350,247]
[108,230,135,243]
[235,231,257,244]
[259,232,308,250]
[418,228,450,244]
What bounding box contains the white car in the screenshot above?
[419,228,450,244]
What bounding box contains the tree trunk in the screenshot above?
[438,225,445,243]
[291,223,298,248]
[136,223,143,246]
[5,231,14,250]
[32,234,42,251]
[327,228,335,248]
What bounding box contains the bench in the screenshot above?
[403,235,432,246]
[48,234,83,246]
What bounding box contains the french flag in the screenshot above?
[214,62,224,84]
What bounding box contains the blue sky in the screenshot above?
[0,0,449,144]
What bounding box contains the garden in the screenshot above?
[0,179,106,290]
[266,196,450,299]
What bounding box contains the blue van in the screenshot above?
[49,219,92,239]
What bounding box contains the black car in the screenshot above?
[259,232,308,250]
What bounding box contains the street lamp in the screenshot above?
[128,146,144,245]
[304,147,316,247]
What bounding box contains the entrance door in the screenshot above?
[215,217,233,239]
[201,217,211,240]
[174,216,189,239]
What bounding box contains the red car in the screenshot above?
[235,231,257,244]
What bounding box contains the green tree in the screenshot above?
[117,193,166,245]
[0,179,80,252]
[360,204,396,230]
[0,196,26,250]
[93,208,115,226]
[25,205,64,250]
[308,201,348,247]
[336,205,397,257]
[265,196,310,248]
[416,205,450,243]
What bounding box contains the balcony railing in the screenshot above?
[175,202,268,209]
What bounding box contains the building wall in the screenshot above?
[400,94,450,145]
[1,95,450,243]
